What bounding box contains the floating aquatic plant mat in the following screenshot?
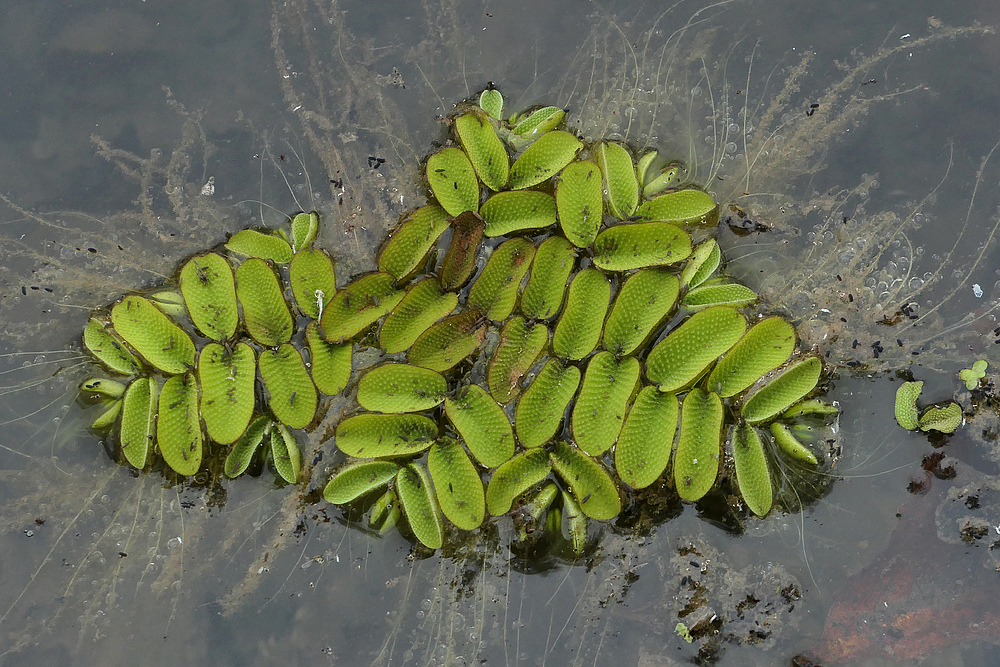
[79,88,846,556]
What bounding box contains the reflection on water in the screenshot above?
[1,0,999,665]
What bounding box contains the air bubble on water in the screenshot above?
[421,598,432,611]
[879,291,891,302]
[909,277,923,289]
[167,537,182,550]
[728,122,739,133]
[691,86,702,97]
[953,269,964,280]
[865,277,876,289]
[726,142,737,153]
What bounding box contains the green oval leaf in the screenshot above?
[646,306,747,393]
[592,141,638,219]
[235,258,294,347]
[426,147,480,217]
[147,289,187,318]
[508,130,582,190]
[270,423,301,483]
[290,211,319,252]
[455,111,509,191]
[634,189,718,226]
[894,380,923,430]
[83,317,143,376]
[225,229,293,263]
[731,424,773,517]
[198,341,255,445]
[157,373,203,477]
[335,413,439,458]
[550,441,621,520]
[520,235,576,321]
[438,211,486,291]
[259,343,318,429]
[428,438,486,530]
[119,376,157,469]
[679,238,721,289]
[591,222,692,272]
[179,253,238,341]
[552,268,611,360]
[485,448,551,515]
[224,416,270,478]
[479,89,503,120]
[324,460,401,504]
[480,191,556,237]
[379,277,459,354]
[602,269,679,357]
[642,163,683,198]
[919,402,963,433]
[614,386,678,489]
[444,385,515,468]
[396,464,444,549]
[111,295,196,375]
[378,205,450,281]
[571,352,640,456]
[511,106,565,140]
[560,490,588,554]
[407,310,487,372]
[555,160,604,247]
[707,316,796,398]
[80,377,127,400]
[682,282,758,309]
[90,400,122,430]
[289,247,336,319]
[636,150,658,187]
[369,489,401,534]
[467,237,535,321]
[769,422,819,465]
[356,363,448,413]
[305,321,352,396]
[320,272,405,343]
[515,359,581,448]
[674,388,723,501]
[741,356,822,424]
[487,317,549,404]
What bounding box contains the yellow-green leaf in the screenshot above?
[289,247,336,319]
[119,376,157,469]
[673,388,723,501]
[335,413,438,458]
[731,424,773,517]
[270,423,301,483]
[508,130,582,190]
[290,211,319,252]
[224,416,270,478]
[614,386,678,489]
[157,373,203,477]
[235,258,294,347]
[407,310,487,372]
[90,400,122,430]
[111,295,196,374]
[324,460,401,504]
[602,269,679,356]
[486,448,551,515]
[549,442,621,520]
[478,88,504,120]
[683,282,758,309]
[592,141,638,219]
[706,316,795,398]
[591,222,692,272]
[197,341,255,444]
[379,277,459,354]
[919,402,963,433]
[258,344,317,429]
[741,357,822,424]
[467,237,535,321]
[179,253,238,341]
[83,317,143,376]
[770,422,819,465]
[305,321,352,396]
[426,147,480,217]
[571,352,640,456]
[396,464,444,549]
[378,205,450,281]
[444,385,515,467]
[555,160,604,247]
[634,189,717,226]
[552,268,611,361]
[520,235,576,321]
[487,317,549,404]
[320,272,405,343]
[438,211,486,291]
[480,191,556,237]
[454,111,509,191]
[80,377,127,400]
[356,363,448,413]
[515,358,581,448]
[894,380,923,430]
[646,306,747,393]
[679,238,721,289]
[428,438,486,530]
[225,229,293,263]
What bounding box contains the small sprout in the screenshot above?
[959,359,987,390]
[675,622,694,643]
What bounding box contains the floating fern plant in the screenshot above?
[78,88,840,554]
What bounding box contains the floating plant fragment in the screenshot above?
[426,147,479,217]
[407,310,487,372]
[741,357,822,424]
[731,424,773,517]
[519,235,575,320]
[560,490,588,554]
[770,422,819,465]
[571,352,640,456]
[485,448,551,515]
[90,400,122,430]
[80,377,127,399]
[642,163,683,198]
[305,321,352,396]
[225,228,293,263]
[602,269,679,356]
[82,318,143,376]
[427,437,485,530]
[119,376,157,469]
[157,373,203,476]
[454,111,509,191]
[918,402,963,434]
[270,423,301,483]
[258,343,317,429]
[377,205,450,281]
[550,442,621,520]
[235,258,294,347]
[179,253,238,341]
[674,388,723,501]
[614,386,678,489]
[438,210,486,291]
[707,316,795,398]
[508,130,582,190]
[198,341,255,445]
[224,416,270,478]
[396,464,444,549]
[290,211,319,252]
[147,289,186,318]
[591,222,692,272]
[323,460,401,504]
[552,268,610,360]
[335,413,438,458]
[467,237,535,321]
[510,106,564,142]
[893,381,924,430]
[959,360,988,390]
[682,282,758,309]
[356,363,448,414]
[646,306,746,393]
[111,295,196,375]
[634,189,718,226]
[443,385,515,467]
[480,190,555,237]
[592,141,639,219]
[556,160,604,247]
[515,359,581,448]
[288,247,336,319]
[379,278,459,354]
[487,317,548,404]
[478,88,503,120]
[320,272,405,343]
